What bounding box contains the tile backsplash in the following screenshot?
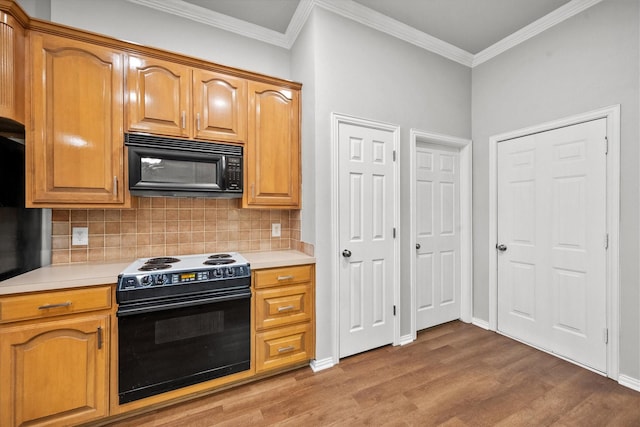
[50,197,309,265]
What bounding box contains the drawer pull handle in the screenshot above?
[277,305,295,312]
[278,346,295,353]
[38,301,72,310]
[277,275,294,281]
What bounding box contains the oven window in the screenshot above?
[155,310,224,345]
[118,297,250,404]
[141,157,217,185]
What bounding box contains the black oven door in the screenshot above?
[117,290,251,404]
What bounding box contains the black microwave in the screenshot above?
[125,133,242,198]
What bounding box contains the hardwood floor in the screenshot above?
[108,321,639,426]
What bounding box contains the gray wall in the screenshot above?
[292,8,471,361]
[17,0,50,20]
[290,8,317,248]
[472,0,640,379]
[28,0,291,79]
[19,0,637,380]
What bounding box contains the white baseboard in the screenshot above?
[618,374,640,392]
[399,334,414,346]
[472,317,490,330]
[310,357,334,372]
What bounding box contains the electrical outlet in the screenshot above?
[72,227,89,246]
[271,223,281,237]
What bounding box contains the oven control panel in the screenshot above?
[118,265,250,290]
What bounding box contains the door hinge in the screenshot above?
[393,150,396,161]
[603,328,608,344]
[393,227,396,238]
[393,305,396,316]
[605,136,609,155]
[605,234,609,249]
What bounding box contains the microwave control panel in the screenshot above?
[225,156,242,191]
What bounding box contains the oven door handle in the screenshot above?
[116,289,251,317]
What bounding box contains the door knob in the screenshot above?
[342,249,352,258]
[416,243,421,249]
[496,244,508,252]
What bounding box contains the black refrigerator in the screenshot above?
[0,136,50,281]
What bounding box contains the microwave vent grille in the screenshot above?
[125,133,242,156]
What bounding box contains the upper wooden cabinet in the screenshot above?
[27,32,131,208]
[127,55,247,144]
[0,10,25,133]
[193,68,247,142]
[244,81,301,209]
[127,55,190,138]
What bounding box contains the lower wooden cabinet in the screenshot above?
[0,263,315,425]
[0,314,110,427]
[254,264,315,373]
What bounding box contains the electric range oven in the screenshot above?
[116,253,251,404]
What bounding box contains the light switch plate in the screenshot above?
[72,227,89,246]
[271,223,281,237]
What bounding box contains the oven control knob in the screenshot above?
[155,275,165,286]
[141,275,152,286]
[212,268,223,278]
[226,267,235,277]
[124,278,138,289]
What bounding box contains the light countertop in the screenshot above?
[0,250,315,296]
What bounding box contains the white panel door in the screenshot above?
[339,122,396,358]
[497,118,607,372]
[415,143,461,330]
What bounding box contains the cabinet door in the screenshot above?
[0,11,25,130]
[193,69,247,143]
[244,81,300,208]
[0,315,109,427]
[127,55,190,138]
[28,33,128,207]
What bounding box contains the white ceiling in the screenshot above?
[183,0,300,34]
[127,0,602,67]
[352,0,572,54]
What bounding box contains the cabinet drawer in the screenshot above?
[255,284,312,330]
[0,286,112,323]
[253,265,312,289]
[255,323,313,373]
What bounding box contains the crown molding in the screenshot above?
[472,0,604,67]
[125,0,290,48]
[285,0,316,47]
[315,0,474,67]
[126,0,603,69]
